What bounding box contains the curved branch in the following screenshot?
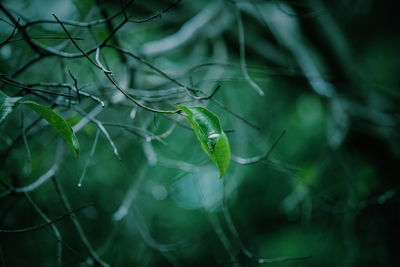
[232,130,286,165]
[0,205,89,233]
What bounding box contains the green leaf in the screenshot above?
[21,101,80,157]
[0,91,21,124]
[178,105,231,177]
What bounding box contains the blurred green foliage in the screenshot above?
[0,0,399,266]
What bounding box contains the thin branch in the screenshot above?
[257,256,312,264]
[15,143,64,193]
[23,0,135,28]
[52,14,104,70]
[52,177,110,267]
[24,193,63,267]
[0,144,64,199]
[0,17,19,47]
[218,255,312,265]
[106,45,197,94]
[0,76,76,98]
[53,16,180,114]
[95,47,112,74]
[132,206,189,252]
[273,0,325,18]
[94,0,129,64]
[0,4,43,54]
[16,78,104,106]
[72,104,103,133]
[0,17,13,26]
[75,107,121,160]
[232,130,286,165]
[0,115,44,170]
[20,111,31,161]
[222,187,253,259]
[107,45,220,101]
[211,98,260,130]
[141,1,221,56]
[112,167,147,221]
[235,5,264,96]
[105,72,181,114]
[195,176,240,267]
[103,121,175,144]
[77,129,100,187]
[128,0,181,23]
[11,54,46,78]
[68,70,81,103]
[6,36,83,44]
[0,205,89,233]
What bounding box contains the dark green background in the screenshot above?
[1,0,399,266]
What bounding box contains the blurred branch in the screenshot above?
[222,191,253,259]
[52,177,110,267]
[0,75,76,98]
[22,0,135,28]
[53,15,181,114]
[24,193,63,266]
[75,107,121,160]
[0,204,89,233]
[132,206,189,252]
[128,0,181,24]
[0,17,19,47]
[232,130,286,165]
[77,129,100,187]
[107,45,194,90]
[234,5,264,96]
[20,111,31,161]
[0,143,64,198]
[194,176,240,266]
[141,1,221,56]
[5,35,83,45]
[211,99,260,130]
[112,167,147,221]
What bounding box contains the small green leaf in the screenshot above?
[21,101,80,157]
[0,91,21,124]
[178,105,231,177]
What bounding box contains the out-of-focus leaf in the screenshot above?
[178,105,230,177]
[21,101,80,157]
[0,91,21,124]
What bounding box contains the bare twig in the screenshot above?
[68,70,81,103]
[52,14,105,70]
[0,144,65,199]
[222,189,253,259]
[95,47,112,74]
[6,36,83,44]
[75,107,121,160]
[235,5,264,96]
[20,111,31,161]
[0,17,19,47]
[112,167,147,221]
[195,176,240,267]
[211,98,260,130]
[54,15,181,114]
[132,206,189,252]
[77,129,100,187]
[52,177,110,267]
[24,193,63,266]
[0,204,89,233]
[232,130,286,165]
[106,45,197,94]
[0,76,76,98]
[128,0,182,23]
[22,0,135,28]
[107,45,220,100]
